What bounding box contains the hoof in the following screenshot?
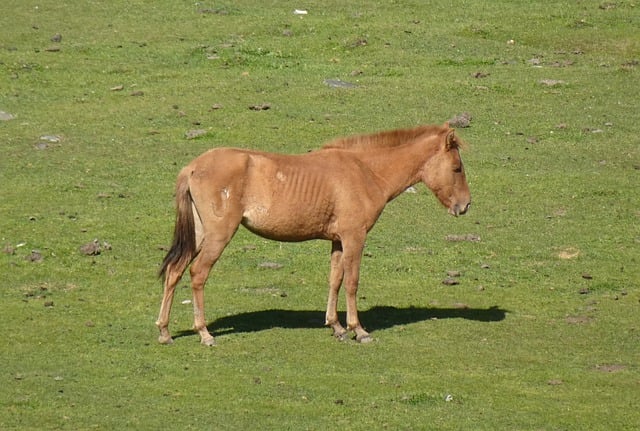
[201,336,216,347]
[158,335,174,345]
[334,331,349,342]
[356,334,373,344]
[331,326,349,341]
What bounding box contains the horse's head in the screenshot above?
[422,125,471,217]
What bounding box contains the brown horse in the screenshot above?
[157,123,470,345]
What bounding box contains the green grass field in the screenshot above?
[1,1,638,429]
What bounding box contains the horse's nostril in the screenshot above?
[458,202,471,215]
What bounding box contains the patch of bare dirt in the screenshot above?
[557,247,580,259]
[593,364,626,373]
[445,234,480,242]
[565,315,593,324]
[539,79,565,87]
[323,79,357,89]
[185,129,207,139]
[258,261,283,269]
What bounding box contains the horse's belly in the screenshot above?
[242,205,331,242]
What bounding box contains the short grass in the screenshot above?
[1,1,638,429]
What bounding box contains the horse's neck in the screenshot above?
[357,139,438,201]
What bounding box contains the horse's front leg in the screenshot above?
[326,241,348,340]
[342,237,372,343]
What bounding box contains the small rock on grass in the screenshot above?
[0,111,16,121]
[448,112,472,128]
[324,79,357,89]
[79,240,111,256]
[185,129,207,140]
[25,250,43,263]
[249,103,271,111]
[471,71,490,78]
[80,240,101,256]
[442,277,459,286]
[39,134,62,143]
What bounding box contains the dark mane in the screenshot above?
[321,124,448,151]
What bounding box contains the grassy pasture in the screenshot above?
[1,0,639,429]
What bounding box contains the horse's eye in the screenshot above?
[453,165,462,173]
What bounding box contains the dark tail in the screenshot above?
[159,169,197,280]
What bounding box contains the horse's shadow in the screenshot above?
[174,305,507,339]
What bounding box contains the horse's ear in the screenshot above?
[445,129,457,150]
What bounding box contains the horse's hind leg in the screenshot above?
[190,225,238,346]
[189,240,224,346]
[157,265,183,344]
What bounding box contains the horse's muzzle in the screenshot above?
[449,201,471,217]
